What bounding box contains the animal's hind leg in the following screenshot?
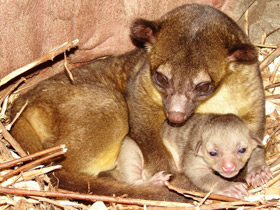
[11,117,43,154]
[50,86,129,176]
[11,85,129,177]
[11,101,60,155]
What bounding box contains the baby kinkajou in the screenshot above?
[164,114,272,199]
[114,114,272,199]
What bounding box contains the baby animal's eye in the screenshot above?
[153,72,169,88]
[238,148,246,154]
[195,82,213,96]
[209,151,217,156]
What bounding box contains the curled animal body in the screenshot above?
[11,3,265,201]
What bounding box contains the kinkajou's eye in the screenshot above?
[209,151,217,156]
[238,148,246,154]
[195,82,213,96]
[153,72,169,88]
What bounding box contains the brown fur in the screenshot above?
[11,4,265,200]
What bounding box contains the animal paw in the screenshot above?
[246,165,273,188]
[149,171,172,186]
[216,182,248,199]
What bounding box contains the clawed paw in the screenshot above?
[217,182,248,199]
[149,171,172,186]
[246,166,273,188]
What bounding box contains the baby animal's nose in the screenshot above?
[222,162,236,173]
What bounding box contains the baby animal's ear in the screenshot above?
[248,129,264,149]
[195,141,203,156]
[248,130,264,148]
[252,137,264,148]
[130,19,159,48]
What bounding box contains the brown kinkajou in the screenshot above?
[113,114,272,199]
[10,4,265,199]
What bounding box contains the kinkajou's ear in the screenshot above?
[252,137,264,149]
[130,18,159,48]
[228,43,258,63]
[249,130,264,149]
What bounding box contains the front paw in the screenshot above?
[246,165,273,188]
[216,182,248,199]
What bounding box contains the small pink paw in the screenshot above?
[149,171,172,186]
[217,182,248,199]
[246,166,273,188]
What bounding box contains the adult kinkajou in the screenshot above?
[114,114,272,199]
[11,3,265,199]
